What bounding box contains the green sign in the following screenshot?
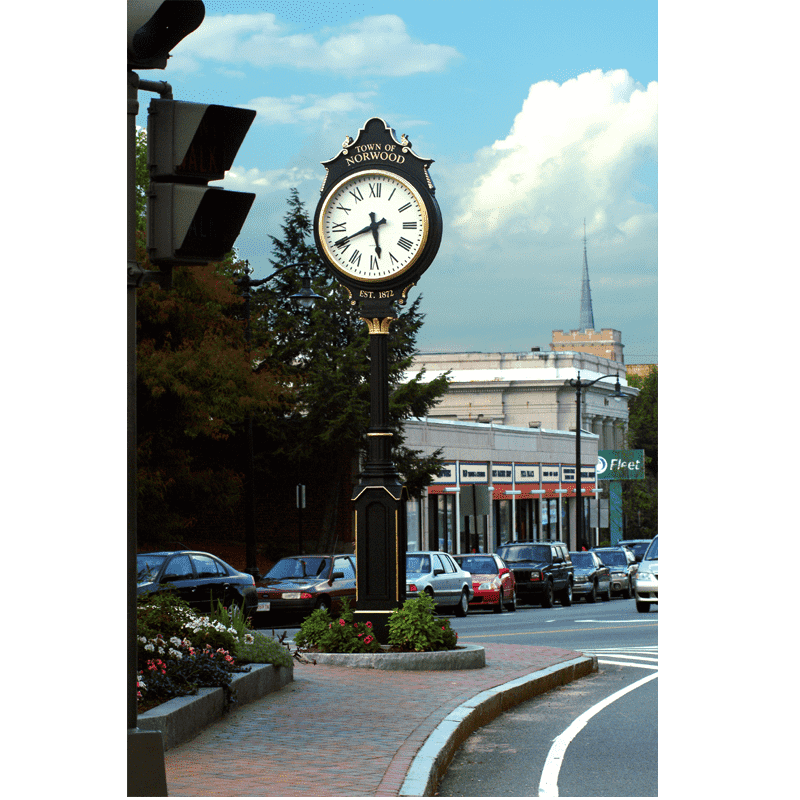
[597,450,645,480]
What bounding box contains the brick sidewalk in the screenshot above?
[163,644,581,797]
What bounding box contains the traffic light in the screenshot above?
[128,1,205,70]
[146,99,257,269]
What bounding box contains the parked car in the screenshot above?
[618,539,654,562]
[632,535,658,613]
[254,554,356,618]
[569,550,612,603]
[136,550,258,617]
[405,551,474,616]
[453,553,516,613]
[591,546,637,597]
[494,541,574,607]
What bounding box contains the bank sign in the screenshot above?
[596,450,645,480]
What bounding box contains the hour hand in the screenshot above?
[369,212,387,257]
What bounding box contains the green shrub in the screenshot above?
[137,590,196,642]
[234,631,293,668]
[387,593,458,652]
[294,599,383,653]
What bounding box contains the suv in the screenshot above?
[495,541,574,607]
[632,535,658,613]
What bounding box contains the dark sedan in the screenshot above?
[570,551,612,602]
[591,546,637,597]
[136,550,258,617]
[618,539,654,562]
[254,554,356,618]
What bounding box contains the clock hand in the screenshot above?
[334,214,387,249]
[369,212,387,258]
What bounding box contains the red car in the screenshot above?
[453,553,516,613]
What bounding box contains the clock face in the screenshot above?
[318,170,429,282]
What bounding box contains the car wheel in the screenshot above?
[507,590,517,612]
[541,582,554,608]
[494,588,504,613]
[624,580,633,599]
[315,596,332,613]
[454,588,469,617]
[636,600,650,613]
[560,581,573,607]
[586,582,597,603]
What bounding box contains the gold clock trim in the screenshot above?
[318,170,430,284]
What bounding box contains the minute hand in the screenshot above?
[334,214,387,247]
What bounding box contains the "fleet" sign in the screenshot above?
[596,450,646,480]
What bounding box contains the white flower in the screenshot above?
[138,636,147,644]
[244,634,255,645]
[169,636,182,647]
[144,643,155,652]
[157,646,165,655]
[168,648,183,660]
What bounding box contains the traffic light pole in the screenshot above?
[128,69,169,797]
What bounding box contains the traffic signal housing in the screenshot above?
[146,99,256,269]
[128,1,205,70]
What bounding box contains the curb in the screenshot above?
[399,654,598,796]
[136,663,293,751]
[304,644,485,671]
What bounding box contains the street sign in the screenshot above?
[596,450,645,480]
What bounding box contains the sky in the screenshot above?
[144,0,658,363]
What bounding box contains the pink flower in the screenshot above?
[366,621,373,628]
[364,636,373,644]
[338,619,346,626]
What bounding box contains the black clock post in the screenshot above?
[313,118,442,640]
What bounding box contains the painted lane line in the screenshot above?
[597,659,658,669]
[574,619,654,623]
[538,671,658,797]
[457,623,658,639]
[591,654,658,663]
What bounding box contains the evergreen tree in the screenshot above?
[623,367,658,537]
[250,190,449,552]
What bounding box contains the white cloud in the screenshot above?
[221,165,317,193]
[171,13,460,76]
[245,92,376,125]
[452,69,658,248]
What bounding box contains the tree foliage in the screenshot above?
[623,367,658,537]
[249,190,449,551]
[134,130,288,542]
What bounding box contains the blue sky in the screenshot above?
[140,0,658,362]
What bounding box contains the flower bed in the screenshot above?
[136,591,292,713]
[294,595,459,656]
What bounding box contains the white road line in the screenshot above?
[597,659,658,669]
[538,670,659,797]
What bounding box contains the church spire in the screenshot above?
[579,219,595,331]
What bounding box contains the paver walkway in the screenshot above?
[164,644,582,797]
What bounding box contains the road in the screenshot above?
[439,595,658,797]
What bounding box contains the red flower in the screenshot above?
[366,621,373,628]
[338,619,346,626]
[364,636,373,644]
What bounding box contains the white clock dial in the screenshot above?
[319,170,429,282]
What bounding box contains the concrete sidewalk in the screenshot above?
[163,644,596,797]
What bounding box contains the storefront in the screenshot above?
[402,418,599,554]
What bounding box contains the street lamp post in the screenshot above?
[568,371,626,550]
[234,261,321,578]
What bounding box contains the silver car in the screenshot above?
[633,535,658,612]
[405,551,474,617]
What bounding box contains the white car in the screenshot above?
[406,551,474,616]
[632,535,658,612]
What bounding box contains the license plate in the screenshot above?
[257,601,270,612]
[282,592,301,599]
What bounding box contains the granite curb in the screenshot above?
[304,643,485,670]
[399,654,598,796]
[136,663,293,751]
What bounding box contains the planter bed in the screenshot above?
[136,663,293,750]
[302,644,485,671]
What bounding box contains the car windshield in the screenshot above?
[455,556,497,574]
[598,551,626,566]
[570,553,594,568]
[266,557,329,579]
[644,538,658,560]
[499,544,550,562]
[137,554,166,584]
[406,554,431,574]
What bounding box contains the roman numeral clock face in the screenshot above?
[318,171,429,282]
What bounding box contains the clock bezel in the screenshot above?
[317,169,430,284]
